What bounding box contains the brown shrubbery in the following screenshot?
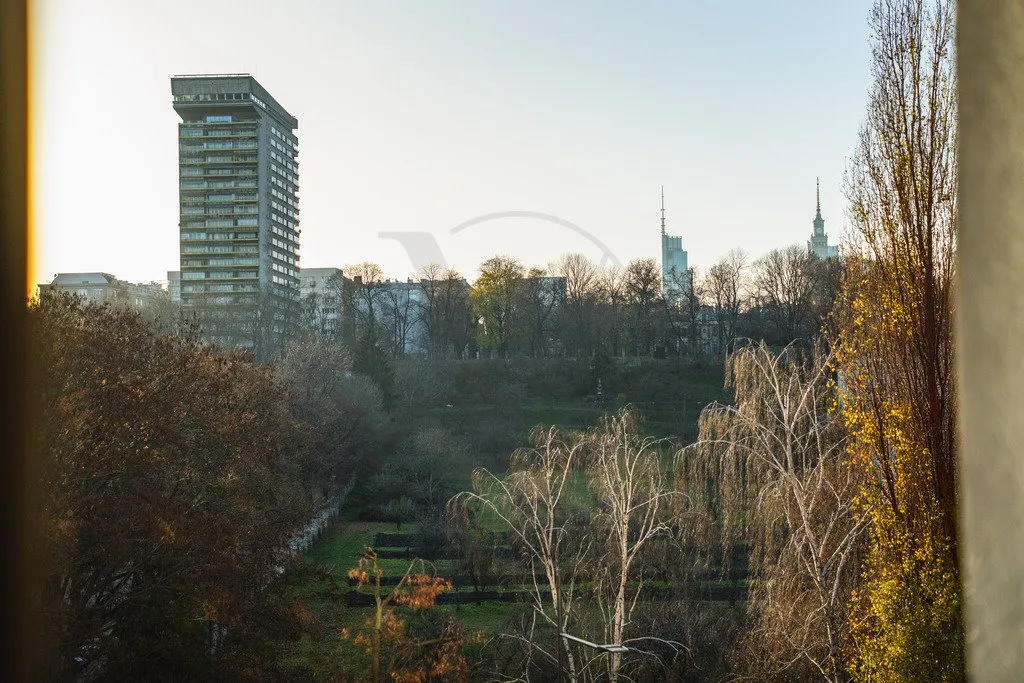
[31,294,311,679]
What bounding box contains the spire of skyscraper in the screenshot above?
[660,185,666,236]
[815,177,822,221]
[812,177,825,237]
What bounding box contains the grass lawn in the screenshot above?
[308,520,457,576]
[437,601,529,636]
[274,365,733,674]
[520,398,604,432]
[276,508,746,676]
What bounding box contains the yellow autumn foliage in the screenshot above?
[835,263,963,681]
[835,0,964,677]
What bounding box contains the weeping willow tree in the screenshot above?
[679,341,867,682]
[836,0,963,679]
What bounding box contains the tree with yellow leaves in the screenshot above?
[343,548,466,682]
[835,0,963,679]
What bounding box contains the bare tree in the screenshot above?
[662,266,704,359]
[682,342,867,681]
[453,413,684,682]
[451,428,591,681]
[340,262,397,402]
[418,263,473,358]
[345,262,384,285]
[752,246,816,344]
[624,258,662,357]
[554,253,600,358]
[559,253,598,305]
[596,266,627,357]
[343,261,387,342]
[587,409,678,681]
[378,281,420,358]
[704,248,748,356]
[807,255,844,337]
[517,268,563,357]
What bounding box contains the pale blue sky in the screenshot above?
[31,0,873,286]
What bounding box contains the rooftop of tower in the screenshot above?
[171,73,298,129]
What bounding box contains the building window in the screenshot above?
[206,115,232,123]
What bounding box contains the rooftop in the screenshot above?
[171,73,298,129]
[51,272,120,286]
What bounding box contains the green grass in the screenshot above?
[309,520,458,576]
[436,601,528,635]
[275,363,733,674]
[272,520,479,677]
[520,398,603,432]
[276,510,746,676]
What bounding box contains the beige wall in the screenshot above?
[957,3,1024,679]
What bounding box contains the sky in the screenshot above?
[30,0,874,288]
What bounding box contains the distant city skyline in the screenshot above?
[30,0,872,288]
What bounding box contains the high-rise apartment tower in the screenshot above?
[172,74,300,358]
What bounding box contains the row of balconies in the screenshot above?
[180,180,258,190]
[178,128,258,139]
[181,226,258,236]
[181,270,260,281]
[180,194,259,203]
[180,219,258,229]
[184,237,262,245]
[179,149,257,158]
[180,284,260,295]
[180,210,259,219]
[179,142,258,153]
[180,150,257,160]
[180,158,258,167]
[180,169,258,179]
[182,258,260,268]
[179,183,296,198]
[181,246,259,255]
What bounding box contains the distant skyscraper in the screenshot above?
[660,187,689,301]
[808,178,839,259]
[171,74,300,358]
